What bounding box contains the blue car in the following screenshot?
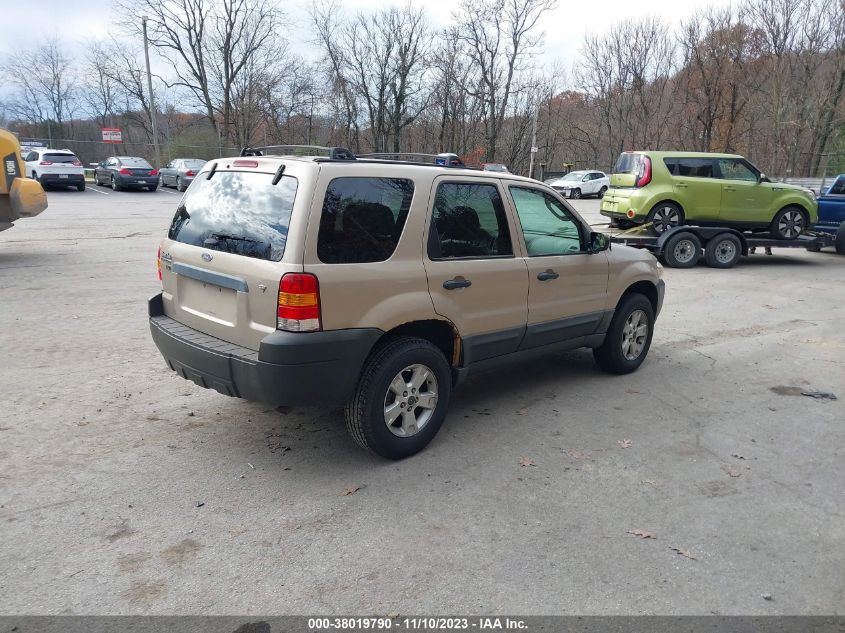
[816,174,845,254]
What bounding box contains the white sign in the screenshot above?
[102,128,122,143]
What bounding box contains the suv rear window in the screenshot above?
[168,171,298,262]
[44,153,79,163]
[317,177,414,264]
[613,153,644,174]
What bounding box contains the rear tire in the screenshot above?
[345,337,451,460]
[77,182,85,192]
[770,206,807,239]
[648,202,684,235]
[836,222,845,255]
[111,176,121,191]
[177,177,187,192]
[662,231,702,268]
[704,233,742,268]
[598,186,608,198]
[593,293,655,375]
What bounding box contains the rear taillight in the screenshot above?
[156,246,162,281]
[277,273,321,332]
[118,168,131,175]
[72,160,82,166]
[636,156,652,187]
[149,169,158,176]
[185,170,196,177]
[39,160,53,165]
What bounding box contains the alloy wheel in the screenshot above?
[621,309,649,361]
[778,210,805,239]
[652,206,680,233]
[383,364,438,438]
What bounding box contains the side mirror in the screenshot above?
[758,172,768,183]
[8,177,48,221]
[590,231,610,253]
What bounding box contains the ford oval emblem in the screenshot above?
[202,252,213,262]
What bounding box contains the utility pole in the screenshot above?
[141,16,160,166]
[528,100,539,179]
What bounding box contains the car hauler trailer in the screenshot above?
[610,224,841,269]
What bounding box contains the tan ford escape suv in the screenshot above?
[149,147,665,459]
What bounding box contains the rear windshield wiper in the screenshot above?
[207,232,263,244]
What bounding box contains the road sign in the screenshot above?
[102,128,122,143]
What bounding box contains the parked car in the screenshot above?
[601,151,818,237]
[23,147,85,191]
[94,156,159,191]
[149,147,665,459]
[482,163,509,173]
[549,170,610,199]
[816,174,845,254]
[159,158,207,192]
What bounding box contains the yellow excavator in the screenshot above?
[1,128,47,233]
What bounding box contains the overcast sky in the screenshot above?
[2,0,731,82]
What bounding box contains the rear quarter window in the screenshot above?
[317,177,414,264]
[168,171,298,261]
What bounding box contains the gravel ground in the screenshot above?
[0,187,843,615]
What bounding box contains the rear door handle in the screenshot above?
[443,278,472,290]
[676,182,688,188]
[724,186,736,192]
[537,270,559,281]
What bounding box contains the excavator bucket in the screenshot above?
[1,128,47,231]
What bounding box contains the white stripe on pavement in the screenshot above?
[86,187,110,195]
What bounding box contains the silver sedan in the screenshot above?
[159,158,207,192]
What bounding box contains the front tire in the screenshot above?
[662,231,702,268]
[593,293,655,375]
[570,188,582,199]
[835,222,845,255]
[648,202,684,235]
[345,337,452,460]
[770,206,807,239]
[704,233,742,268]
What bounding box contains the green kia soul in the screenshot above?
[600,151,818,238]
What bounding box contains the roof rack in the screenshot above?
[240,145,356,160]
[358,152,468,167]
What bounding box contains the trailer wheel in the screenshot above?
[836,222,845,255]
[661,231,701,268]
[704,233,742,268]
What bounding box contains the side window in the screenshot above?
[509,187,584,256]
[672,158,717,178]
[827,177,845,195]
[718,159,757,182]
[317,177,414,264]
[428,182,513,259]
[26,151,37,162]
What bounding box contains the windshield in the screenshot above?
[44,153,79,164]
[119,157,153,168]
[168,170,298,262]
[561,171,587,181]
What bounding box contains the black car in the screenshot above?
[94,156,160,191]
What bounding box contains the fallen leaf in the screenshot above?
[342,485,361,496]
[730,453,746,460]
[721,464,741,478]
[625,389,641,394]
[519,456,536,467]
[515,408,528,416]
[640,479,659,486]
[627,529,656,539]
[670,546,697,560]
[763,304,775,310]
[618,439,633,449]
[565,448,589,460]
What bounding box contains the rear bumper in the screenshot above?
[148,293,382,407]
[39,173,84,185]
[117,175,159,188]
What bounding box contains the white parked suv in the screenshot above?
[549,170,610,199]
[24,148,86,191]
